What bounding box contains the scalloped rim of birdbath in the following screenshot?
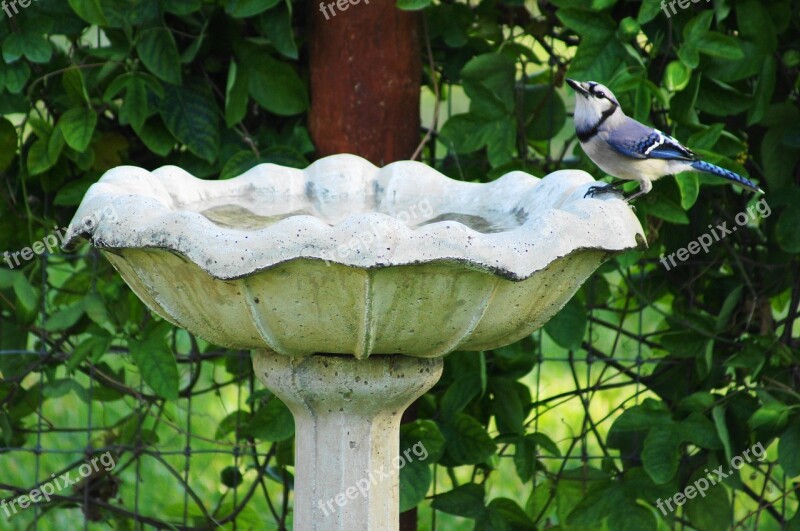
[64,154,646,281]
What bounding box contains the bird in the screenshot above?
[565,79,763,202]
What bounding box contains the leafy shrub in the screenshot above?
[0,0,798,529]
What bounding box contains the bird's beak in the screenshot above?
[566,78,589,97]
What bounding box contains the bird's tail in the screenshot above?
[690,160,763,193]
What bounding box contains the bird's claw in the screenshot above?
[584,184,624,199]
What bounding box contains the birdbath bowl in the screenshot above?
[66,154,644,530]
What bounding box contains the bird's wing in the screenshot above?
[606,119,695,162]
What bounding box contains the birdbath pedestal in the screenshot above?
[255,353,441,528]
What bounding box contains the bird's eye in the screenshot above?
[595,91,606,99]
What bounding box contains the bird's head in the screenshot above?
[566,79,623,131]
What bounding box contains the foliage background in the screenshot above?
[0,0,799,529]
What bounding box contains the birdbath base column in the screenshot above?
[252,351,443,531]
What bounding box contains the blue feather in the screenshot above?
[690,161,762,193]
[607,127,694,161]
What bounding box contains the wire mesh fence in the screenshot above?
[1,243,796,530]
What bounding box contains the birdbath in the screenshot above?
[65,154,644,530]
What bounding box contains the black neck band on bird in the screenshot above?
[577,103,618,142]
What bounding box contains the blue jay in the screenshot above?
[566,79,762,202]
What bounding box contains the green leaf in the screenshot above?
[440,414,496,465]
[137,28,182,85]
[776,204,800,253]
[790,510,800,531]
[2,32,52,64]
[436,113,514,167]
[513,436,537,483]
[783,124,800,149]
[679,12,712,68]
[492,338,536,379]
[0,117,17,171]
[748,403,790,432]
[13,274,39,315]
[490,377,525,434]
[476,498,535,530]
[441,373,481,418]
[695,78,753,116]
[761,121,800,190]
[129,324,180,400]
[431,483,486,519]
[607,503,656,531]
[165,0,202,15]
[225,62,249,127]
[558,10,624,81]
[748,57,776,125]
[712,408,734,463]
[617,16,640,40]
[123,75,150,132]
[401,419,446,463]
[644,193,690,225]
[44,303,85,332]
[736,0,777,53]
[678,413,722,450]
[83,293,109,326]
[440,114,491,153]
[27,137,57,176]
[59,107,97,152]
[544,296,586,351]
[461,54,515,118]
[696,32,744,60]
[62,66,89,105]
[558,8,614,37]
[215,410,248,439]
[664,60,691,92]
[675,172,699,209]
[685,480,731,531]
[257,7,298,60]
[220,151,261,180]
[637,0,662,24]
[399,458,431,512]
[226,0,281,18]
[248,56,308,116]
[102,0,160,29]
[524,84,566,141]
[67,335,111,372]
[136,117,175,157]
[242,399,294,441]
[525,481,552,522]
[567,481,624,527]
[67,0,108,25]
[529,432,561,456]
[608,400,671,449]
[716,286,743,333]
[4,61,30,94]
[397,0,431,10]
[261,146,309,168]
[160,81,220,162]
[687,123,724,150]
[556,468,610,526]
[181,23,207,64]
[512,432,559,483]
[642,427,680,484]
[724,338,767,374]
[779,422,800,478]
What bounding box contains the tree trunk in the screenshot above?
[309,1,421,166]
